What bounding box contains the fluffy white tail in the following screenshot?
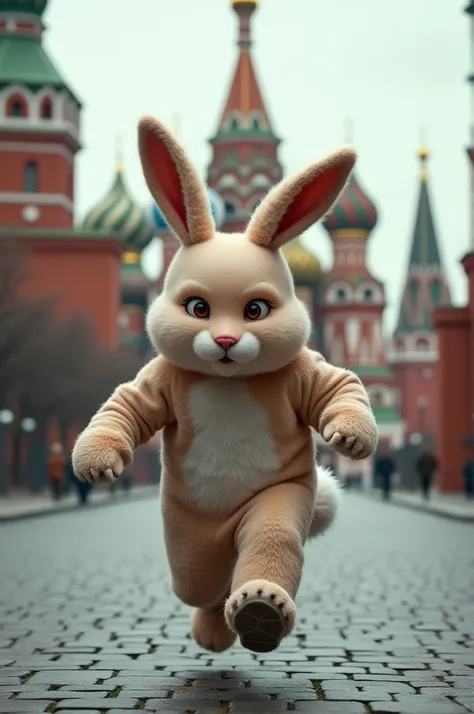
[308,464,342,538]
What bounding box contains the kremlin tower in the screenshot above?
[206,0,282,233]
[392,146,451,443]
[322,163,404,476]
[0,0,122,347]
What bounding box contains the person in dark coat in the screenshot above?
[66,454,92,506]
[462,457,474,498]
[415,450,437,500]
[374,444,396,500]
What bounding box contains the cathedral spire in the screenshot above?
[207,0,282,232]
[394,143,451,338]
[215,0,275,133]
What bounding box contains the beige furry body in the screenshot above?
[77,347,372,610]
[73,115,378,653]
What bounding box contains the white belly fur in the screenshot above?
[183,379,280,512]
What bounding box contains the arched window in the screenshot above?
[251,116,261,131]
[24,162,38,193]
[225,201,236,215]
[336,287,347,302]
[229,116,240,130]
[40,97,53,119]
[416,337,429,352]
[363,287,374,301]
[6,94,28,118]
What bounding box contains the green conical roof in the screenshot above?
[0,0,48,16]
[394,148,451,335]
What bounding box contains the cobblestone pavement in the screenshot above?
[0,491,473,714]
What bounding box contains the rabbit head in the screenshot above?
[139,117,355,378]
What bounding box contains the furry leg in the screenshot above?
[225,481,313,653]
[307,464,342,539]
[191,604,236,653]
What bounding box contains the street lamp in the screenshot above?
[21,417,43,493]
[0,409,14,496]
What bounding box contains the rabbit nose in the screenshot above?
[214,336,238,351]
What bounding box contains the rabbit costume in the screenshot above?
[72,117,378,654]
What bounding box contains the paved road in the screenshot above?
[0,491,473,714]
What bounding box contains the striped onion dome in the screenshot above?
[82,163,155,253]
[322,173,378,238]
[282,237,321,281]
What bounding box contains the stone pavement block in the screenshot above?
[27,671,114,685]
[369,701,469,713]
[0,702,52,712]
[455,697,474,712]
[143,702,221,713]
[17,690,109,700]
[323,690,392,701]
[294,703,367,713]
[55,698,140,709]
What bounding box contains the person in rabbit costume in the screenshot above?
[73,116,378,654]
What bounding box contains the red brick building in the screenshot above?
[433,2,474,492]
[0,0,122,347]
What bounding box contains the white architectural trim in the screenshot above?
[0,193,73,212]
[0,142,74,164]
[326,280,354,304]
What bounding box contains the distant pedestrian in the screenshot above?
[47,443,65,501]
[374,444,396,500]
[415,449,437,500]
[66,454,92,506]
[463,458,474,499]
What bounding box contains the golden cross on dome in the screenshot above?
[418,127,429,180]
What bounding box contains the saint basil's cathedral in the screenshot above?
[0,0,461,488]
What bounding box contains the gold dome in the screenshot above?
[232,0,258,5]
[282,237,320,279]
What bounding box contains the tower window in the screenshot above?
[40,97,53,119]
[225,201,236,215]
[7,94,28,118]
[363,287,374,301]
[24,162,38,193]
[229,117,240,130]
[336,287,347,301]
[251,116,261,131]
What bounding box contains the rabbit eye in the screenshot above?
[244,300,271,321]
[184,298,210,319]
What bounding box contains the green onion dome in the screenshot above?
[322,173,378,239]
[82,160,155,254]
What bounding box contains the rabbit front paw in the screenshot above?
[322,412,377,460]
[72,433,126,484]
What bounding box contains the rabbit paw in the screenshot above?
[191,607,236,653]
[72,433,126,484]
[225,580,295,653]
[323,423,375,460]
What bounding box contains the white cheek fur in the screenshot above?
[229,332,260,363]
[193,331,222,361]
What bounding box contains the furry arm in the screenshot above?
[298,349,378,460]
[72,357,171,483]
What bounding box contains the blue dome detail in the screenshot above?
[147,186,226,231]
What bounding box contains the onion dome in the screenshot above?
[282,237,321,282]
[0,0,48,16]
[147,186,226,232]
[322,173,378,238]
[82,158,154,254]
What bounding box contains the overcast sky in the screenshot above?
[44,0,467,333]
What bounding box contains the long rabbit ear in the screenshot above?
[246,148,356,250]
[138,116,214,246]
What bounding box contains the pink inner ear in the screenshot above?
[144,130,188,231]
[276,163,347,237]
